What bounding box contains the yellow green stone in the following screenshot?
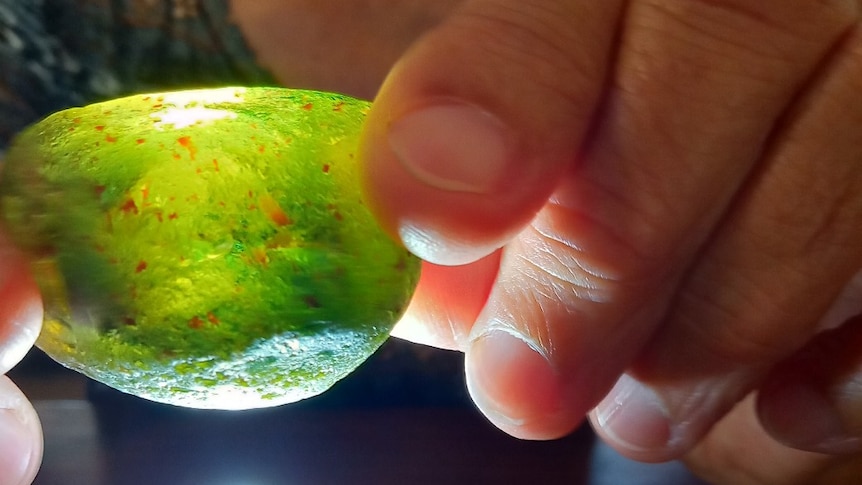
[0,87,420,409]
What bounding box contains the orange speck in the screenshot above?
[259,194,291,226]
[120,199,139,215]
[172,153,182,160]
[94,125,105,132]
[135,260,148,273]
[168,212,178,220]
[302,103,313,111]
[206,312,219,325]
[105,134,117,143]
[73,118,82,124]
[212,159,220,172]
[327,203,343,221]
[177,136,197,160]
[136,138,146,144]
[188,316,204,329]
[322,164,330,173]
[252,247,268,266]
[141,185,149,200]
[258,145,266,154]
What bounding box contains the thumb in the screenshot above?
[360,0,623,265]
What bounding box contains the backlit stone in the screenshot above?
[0,87,420,409]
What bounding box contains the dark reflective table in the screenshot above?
[13,340,708,485]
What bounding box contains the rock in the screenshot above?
[0,86,420,409]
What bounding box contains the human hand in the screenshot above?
[351,1,862,483]
[0,231,43,485]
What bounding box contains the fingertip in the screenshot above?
[758,316,862,455]
[758,378,861,454]
[360,94,543,266]
[465,329,579,440]
[591,375,674,461]
[359,0,619,266]
[0,377,42,485]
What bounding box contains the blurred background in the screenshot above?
[2,2,707,483]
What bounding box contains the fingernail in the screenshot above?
[397,223,500,266]
[388,103,514,194]
[466,330,562,432]
[594,374,672,453]
[762,380,861,454]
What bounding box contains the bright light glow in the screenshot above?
[157,86,246,107]
[151,107,237,130]
[147,86,245,130]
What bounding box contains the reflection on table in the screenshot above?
[13,339,707,485]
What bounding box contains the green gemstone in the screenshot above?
[0,87,420,409]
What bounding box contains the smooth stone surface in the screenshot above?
[0,87,420,409]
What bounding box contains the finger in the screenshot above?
[232,0,461,98]
[0,376,42,485]
[758,315,862,455]
[684,394,840,485]
[467,0,858,440]
[391,252,501,350]
[0,231,42,375]
[360,0,624,265]
[593,20,862,459]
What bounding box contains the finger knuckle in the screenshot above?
[451,3,609,112]
[636,0,858,67]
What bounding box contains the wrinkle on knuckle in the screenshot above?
[449,3,606,116]
[673,267,800,366]
[670,0,857,46]
[533,200,675,294]
[630,0,858,91]
[551,174,687,278]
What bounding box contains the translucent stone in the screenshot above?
[0,87,420,409]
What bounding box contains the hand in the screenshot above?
[0,231,43,485]
[346,1,862,483]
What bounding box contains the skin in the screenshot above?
[1,1,861,484]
